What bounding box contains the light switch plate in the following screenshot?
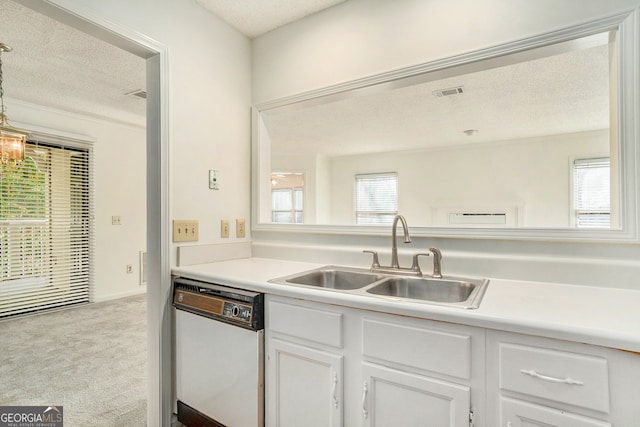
[173,219,199,242]
[221,219,230,238]
[236,218,246,238]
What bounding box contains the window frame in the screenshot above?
[354,172,398,225]
[571,156,611,229]
[271,171,304,224]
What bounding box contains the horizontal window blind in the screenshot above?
[573,157,610,228]
[0,139,93,317]
[355,172,398,225]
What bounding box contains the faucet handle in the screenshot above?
[410,253,430,276]
[428,247,443,278]
[363,250,381,269]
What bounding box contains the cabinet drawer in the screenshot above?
[499,342,610,413]
[363,318,471,379]
[268,300,343,348]
[501,397,611,427]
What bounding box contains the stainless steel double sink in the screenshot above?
[269,266,489,309]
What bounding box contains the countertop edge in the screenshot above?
[172,258,640,353]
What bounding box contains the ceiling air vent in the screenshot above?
[432,86,464,97]
[125,89,147,100]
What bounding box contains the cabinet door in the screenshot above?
[362,363,470,427]
[501,398,611,427]
[267,339,343,427]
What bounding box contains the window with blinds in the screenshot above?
[573,157,610,228]
[355,172,398,225]
[271,172,304,223]
[272,188,303,223]
[0,139,92,317]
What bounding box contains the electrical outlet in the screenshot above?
[112,215,122,225]
[236,218,246,238]
[221,219,230,238]
[126,264,133,274]
[172,219,199,242]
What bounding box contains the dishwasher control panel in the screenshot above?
[173,277,264,330]
[222,301,252,322]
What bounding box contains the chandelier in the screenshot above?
[0,43,30,165]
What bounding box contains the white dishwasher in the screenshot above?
[173,277,264,427]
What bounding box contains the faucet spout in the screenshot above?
[391,214,411,268]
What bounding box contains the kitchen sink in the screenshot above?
[366,276,483,305]
[276,266,385,290]
[269,266,489,309]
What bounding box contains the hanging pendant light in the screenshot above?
[0,43,30,166]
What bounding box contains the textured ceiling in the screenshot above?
[0,0,146,127]
[0,0,347,128]
[195,0,347,38]
[0,0,612,152]
[266,39,612,156]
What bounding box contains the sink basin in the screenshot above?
[270,266,489,309]
[366,276,488,308]
[278,267,385,290]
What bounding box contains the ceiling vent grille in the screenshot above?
[432,86,464,97]
[125,89,147,100]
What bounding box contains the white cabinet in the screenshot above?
[360,314,483,427]
[265,295,640,427]
[500,398,611,427]
[268,339,343,427]
[362,362,470,427]
[265,295,484,427]
[487,331,640,427]
[265,297,345,427]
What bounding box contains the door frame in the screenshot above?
[14,1,171,425]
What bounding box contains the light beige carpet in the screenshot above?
[0,294,147,427]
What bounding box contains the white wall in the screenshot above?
[329,130,609,227]
[9,100,146,302]
[47,0,253,265]
[252,0,640,102]
[22,1,252,425]
[252,0,640,289]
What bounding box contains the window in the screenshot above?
[573,157,610,228]
[0,140,92,317]
[355,172,398,225]
[271,172,303,223]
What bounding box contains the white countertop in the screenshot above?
[172,257,640,353]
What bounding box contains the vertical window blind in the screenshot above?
[355,172,398,225]
[0,138,93,317]
[573,157,610,228]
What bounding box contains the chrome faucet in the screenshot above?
[363,214,429,276]
[391,214,411,268]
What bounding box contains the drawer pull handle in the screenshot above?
[520,369,584,385]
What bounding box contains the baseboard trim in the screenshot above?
[92,287,146,303]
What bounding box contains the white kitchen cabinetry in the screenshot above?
[360,315,483,427]
[265,298,344,427]
[500,398,611,427]
[269,339,343,427]
[265,295,484,427]
[361,362,470,427]
[487,331,640,427]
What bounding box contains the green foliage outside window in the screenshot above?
[0,156,45,220]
